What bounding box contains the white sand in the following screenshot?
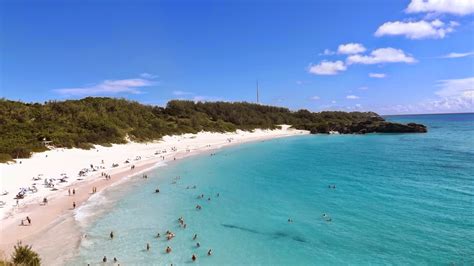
[0,126,308,220]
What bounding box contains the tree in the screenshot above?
[11,242,41,266]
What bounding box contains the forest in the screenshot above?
[0,97,426,162]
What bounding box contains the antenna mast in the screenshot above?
[256,80,259,104]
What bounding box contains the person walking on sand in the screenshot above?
[68,188,71,196]
[72,188,76,195]
[26,216,31,225]
[73,202,76,209]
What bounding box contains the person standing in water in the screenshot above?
[110,231,114,239]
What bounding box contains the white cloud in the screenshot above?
[358,86,369,90]
[193,95,223,102]
[435,77,474,99]
[173,90,193,96]
[406,0,474,16]
[55,77,155,96]
[346,95,360,99]
[310,96,321,100]
[347,48,416,65]
[382,77,474,114]
[140,73,158,79]
[337,43,366,54]
[319,49,335,56]
[308,60,347,75]
[331,100,337,104]
[369,73,387,78]
[440,51,474,58]
[375,20,457,39]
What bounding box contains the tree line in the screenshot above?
[0,97,426,162]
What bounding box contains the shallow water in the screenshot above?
[70,113,474,265]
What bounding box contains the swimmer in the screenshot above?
[166,246,172,253]
[196,242,200,248]
[192,254,197,262]
[147,243,150,251]
[156,233,161,238]
[193,234,197,240]
[208,249,212,256]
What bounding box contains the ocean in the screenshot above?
[69,113,474,265]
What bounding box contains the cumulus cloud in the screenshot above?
[55,77,155,96]
[337,43,366,54]
[406,0,474,16]
[346,95,360,99]
[347,48,416,65]
[308,60,347,75]
[440,51,474,58]
[369,73,387,78]
[375,20,457,39]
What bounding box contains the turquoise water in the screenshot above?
[71,114,474,265]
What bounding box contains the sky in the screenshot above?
[1,0,473,115]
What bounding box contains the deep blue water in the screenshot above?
[71,113,474,265]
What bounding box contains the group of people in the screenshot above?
[102,172,112,180]
[20,216,31,226]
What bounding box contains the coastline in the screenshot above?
[0,126,309,263]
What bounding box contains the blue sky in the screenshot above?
[1,0,473,114]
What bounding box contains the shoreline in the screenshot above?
[0,126,309,263]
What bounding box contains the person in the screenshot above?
[110,231,114,239]
[68,188,71,196]
[26,216,31,225]
[288,218,293,223]
[72,188,76,195]
[113,257,117,263]
[102,256,107,263]
[192,254,197,262]
[208,249,212,256]
[146,243,150,251]
[155,188,160,193]
[156,233,161,238]
[196,242,200,248]
[193,234,197,240]
[73,202,76,209]
[216,193,220,197]
[166,246,172,253]
[43,197,48,205]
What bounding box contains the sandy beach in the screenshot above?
[0,126,308,263]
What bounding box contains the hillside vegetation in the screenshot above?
[0,97,426,162]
